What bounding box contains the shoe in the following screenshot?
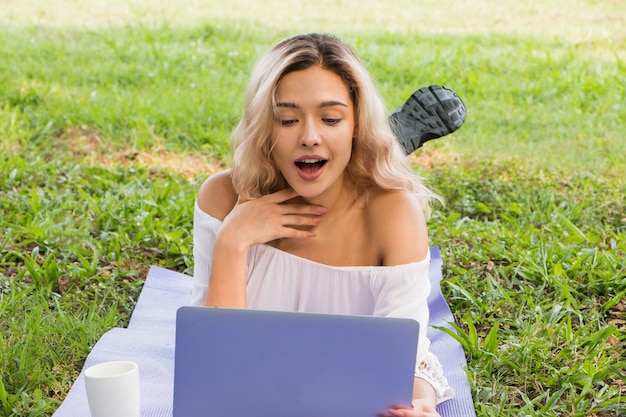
[389,85,467,154]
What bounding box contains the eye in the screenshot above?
[323,118,342,125]
[280,119,298,126]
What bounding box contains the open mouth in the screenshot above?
[294,159,327,173]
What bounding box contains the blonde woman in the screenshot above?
[191,33,454,416]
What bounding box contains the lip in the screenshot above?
[294,154,327,181]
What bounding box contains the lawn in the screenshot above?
[0,1,625,416]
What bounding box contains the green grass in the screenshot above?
[1,1,625,416]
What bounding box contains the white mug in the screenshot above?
[84,361,140,417]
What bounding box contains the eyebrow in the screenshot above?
[276,100,348,109]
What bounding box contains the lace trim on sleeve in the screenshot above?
[415,351,455,404]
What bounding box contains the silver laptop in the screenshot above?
[173,306,419,417]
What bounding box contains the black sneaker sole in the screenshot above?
[389,85,467,154]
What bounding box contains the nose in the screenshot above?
[299,119,321,147]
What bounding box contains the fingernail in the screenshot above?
[317,207,329,213]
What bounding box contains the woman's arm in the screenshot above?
[368,191,446,412]
[197,172,327,307]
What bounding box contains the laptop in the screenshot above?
[173,306,419,417]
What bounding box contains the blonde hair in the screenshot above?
[230,33,440,217]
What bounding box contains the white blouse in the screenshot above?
[191,200,454,403]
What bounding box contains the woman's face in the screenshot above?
[270,65,356,202]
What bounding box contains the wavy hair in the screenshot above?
[230,33,440,217]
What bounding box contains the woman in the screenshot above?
[191,33,454,416]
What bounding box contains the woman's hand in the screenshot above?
[385,378,440,417]
[205,188,326,308]
[386,399,441,417]
[219,188,328,250]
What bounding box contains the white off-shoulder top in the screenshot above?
[191,201,454,403]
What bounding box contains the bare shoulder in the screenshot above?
[197,169,238,221]
[366,189,430,265]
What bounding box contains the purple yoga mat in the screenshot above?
[52,247,475,417]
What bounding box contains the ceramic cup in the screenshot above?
[84,360,140,417]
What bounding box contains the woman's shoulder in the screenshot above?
[197,169,238,221]
[365,189,430,265]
